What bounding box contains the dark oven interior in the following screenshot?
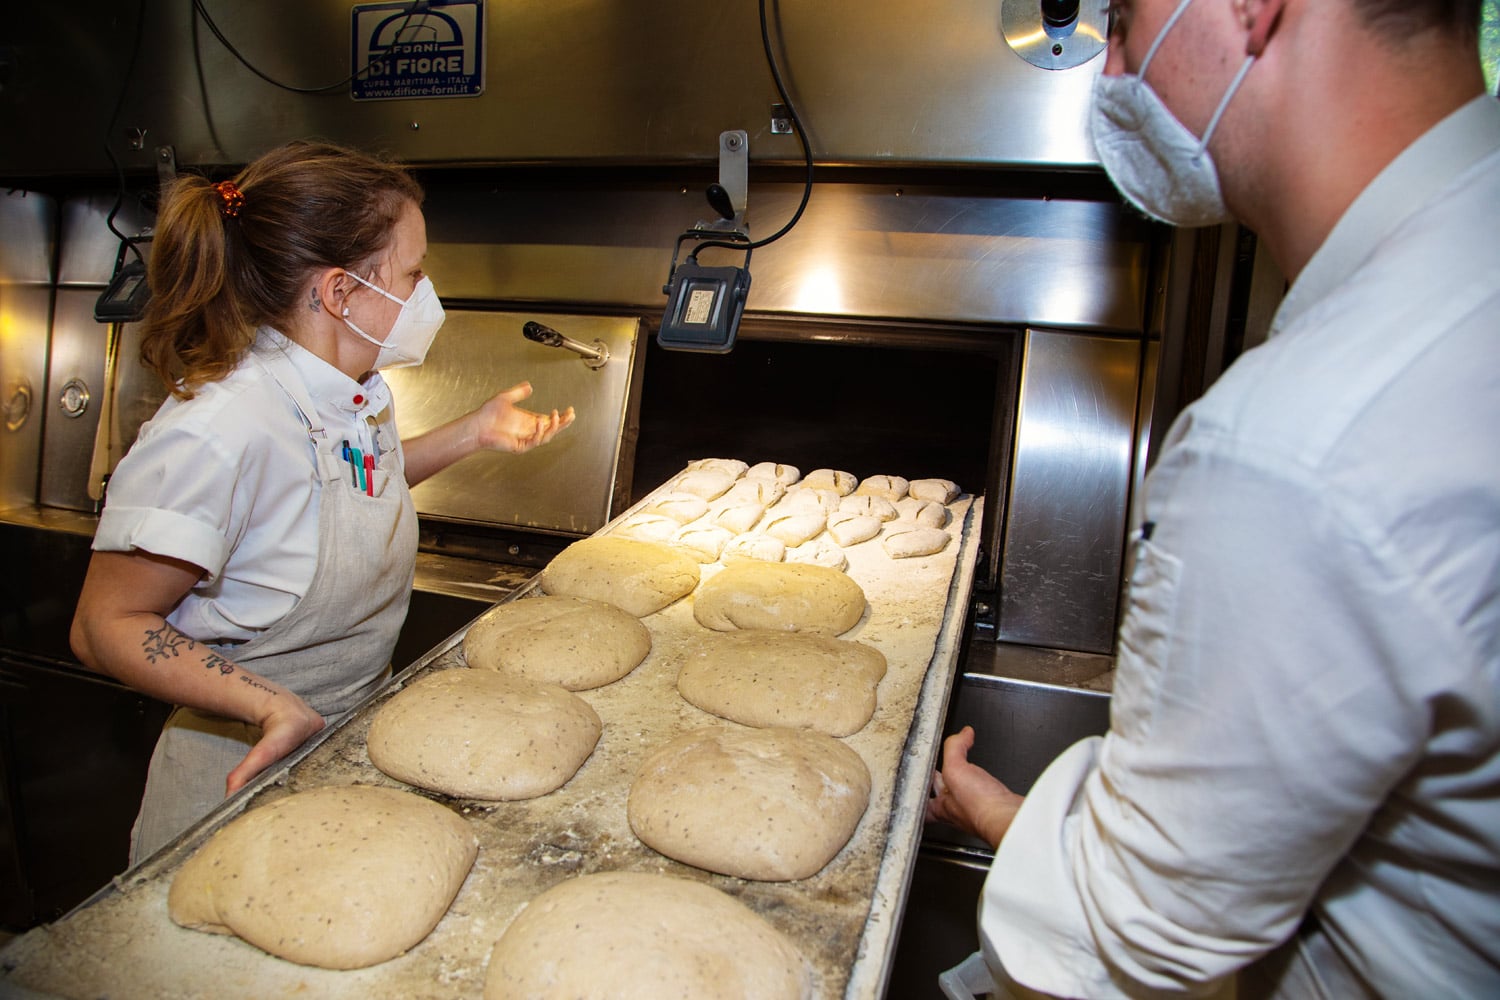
[631,324,1010,512]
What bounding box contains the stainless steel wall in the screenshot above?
[0,192,56,510]
[0,0,1104,177]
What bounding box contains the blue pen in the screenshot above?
[341,440,359,487]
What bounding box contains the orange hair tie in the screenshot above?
[213,179,246,218]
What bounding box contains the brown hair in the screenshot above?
[140,140,424,398]
[1351,0,1481,42]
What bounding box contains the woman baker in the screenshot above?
[71,140,574,863]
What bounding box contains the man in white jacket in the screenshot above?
[927,1,1499,996]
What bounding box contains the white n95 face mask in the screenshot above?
[1090,0,1257,228]
[341,271,445,370]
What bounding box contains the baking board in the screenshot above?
[0,468,982,1000]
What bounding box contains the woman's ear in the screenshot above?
[312,267,353,319]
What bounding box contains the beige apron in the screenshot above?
[129,348,416,864]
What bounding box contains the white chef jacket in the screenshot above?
[980,95,1500,998]
[94,328,403,643]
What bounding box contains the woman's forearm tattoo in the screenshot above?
[140,623,273,694]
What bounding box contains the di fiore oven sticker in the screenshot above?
[351,0,484,101]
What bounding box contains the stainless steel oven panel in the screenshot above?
[38,291,109,513]
[1,191,56,512]
[422,182,1150,333]
[0,190,55,285]
[57,192,153,288]
[382,311,640,535]
[1,1,1105,175]
[999,329,1141,654]
[0,288,53,511]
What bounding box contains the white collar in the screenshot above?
[1270,95,1500,339]
[254,327,391,418]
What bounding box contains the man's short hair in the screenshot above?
[1351,0,1481,41]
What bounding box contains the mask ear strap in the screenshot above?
[1246,0,1286,57]
[1140,0,1199,78]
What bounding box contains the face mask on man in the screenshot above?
[341,270,446,370]
[1090,0,1258,227]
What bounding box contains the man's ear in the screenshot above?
[1239,0,1288,57]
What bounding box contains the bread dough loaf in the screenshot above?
[910,477,960,504]
[168,785,476,970]
[711,500,766,534]
[763,509,827,547]
[777,486,841,514]
[677,630,888,736]
[826,509,881,546]
[721,477,785,505]
[838,493,899,522]
[540,536,700,617]
[744,461,801,485]
[673,469,736,500]
[685,457,749,478]
[694,561,867,635]
[483,872,809,1000]
[615,513,680,544]
[786,537,848,572]
[628,726,871,880]
[646,492,710,524]
[367,669,601,799]
[721,533,786,564]
[672,523,733,563]
[895,496,951,528]
[802,468,857,495]
[855,474,909,501]
[882,523,951,558]
[463,594,650,690]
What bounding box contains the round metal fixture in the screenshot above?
[59,377,91,418]
[4,380,32,432]
[1001,0,1109,71]
[1041,0,1080,28]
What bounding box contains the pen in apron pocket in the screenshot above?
[363,453,375,497]
[341,440,359,488]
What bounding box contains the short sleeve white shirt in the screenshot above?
[94,328,402,643]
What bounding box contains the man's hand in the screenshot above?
[925,725,1025,849]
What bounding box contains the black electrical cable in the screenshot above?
[190,0,421,95]
[103,0,149,267]
[689,0,814,256]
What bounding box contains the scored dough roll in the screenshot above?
[463,594,650,690]
[628,726,872,881]
[855,474,910,502]
[910,477,960,504]
[786,537,848,572]
[802,468,857,495]
[169,785,477,970]
[483,872,809,1000]
[614,513,679,544]
[540,536,700,617]
[367,669,601,800]
[672,523,734,563]
[694,561,867,636]
[721,533,786,564]
[882,522,951,558]
[677,630,888,736]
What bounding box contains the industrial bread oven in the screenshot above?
[0,1,1274,994]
